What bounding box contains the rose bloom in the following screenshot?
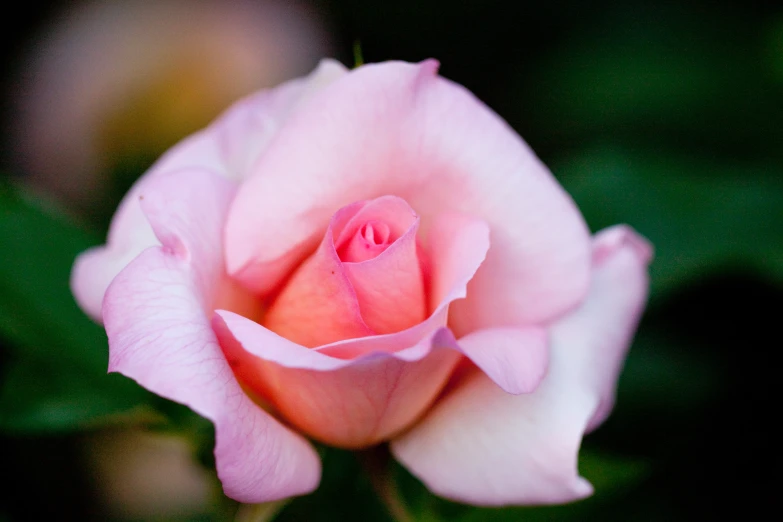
[72,60,652,506]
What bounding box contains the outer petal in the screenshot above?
[71,59,347,321]
[225,60,591,331]
[103,169,320,502]
[391,225,651,506]
[213,59,347,180]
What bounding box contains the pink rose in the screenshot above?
[71,59,652,506]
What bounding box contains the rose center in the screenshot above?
[261,195,428,347]
[361,221,391,246]
[337,220,395,263]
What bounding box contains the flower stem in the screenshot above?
[360,445,413,522]
[234,499,290,522]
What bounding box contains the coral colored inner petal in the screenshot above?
[266,195,428,345]
[317,211,491,360]
[342,214,426,334]
[262,220,372,348]
[214,311,462,448]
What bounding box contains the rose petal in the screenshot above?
[338,220,392,262]
[334,195,417,251]
[225,60,591,331]
[455,327,548,395]
[213,212,489,446]
[212,213,549,446]
[215,59,347,179]
[102,169,321,502]
[71,59,347,321]
[284,211,490,360]
[264,195,428,344]
[582,225,653,430]
[341,197,426,334]
[214,313,462,448]
[263,202,373,347]
[214,314,548,448]
[390,225,651,506]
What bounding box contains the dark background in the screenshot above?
[1,0,780,520]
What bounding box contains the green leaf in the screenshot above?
[617,329,723,414]
[0,351,158,432]
[554,146,783,302]
[0,180,154,432]
[577,451,650,498]
[765,15,783,85]
[518,6,783,156]
[0,182,104,369]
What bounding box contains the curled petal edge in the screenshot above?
[101,168,322,503]
[390,224,652,506]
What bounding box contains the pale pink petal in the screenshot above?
[427,212,489,312]
[225,60,591,331]
[580,225,653,431]
[71,234,157,322]
[214,59,347,180]
[71,59,347,321]
[390,225,652,506]
[103,169,320,503]
[456,327,548,395]
[343,227,426,334]
[338,220,391,262]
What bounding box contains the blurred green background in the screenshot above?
[1,0,780,520]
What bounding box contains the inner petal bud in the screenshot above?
[263,196,428,347]
[338,220,392,263]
